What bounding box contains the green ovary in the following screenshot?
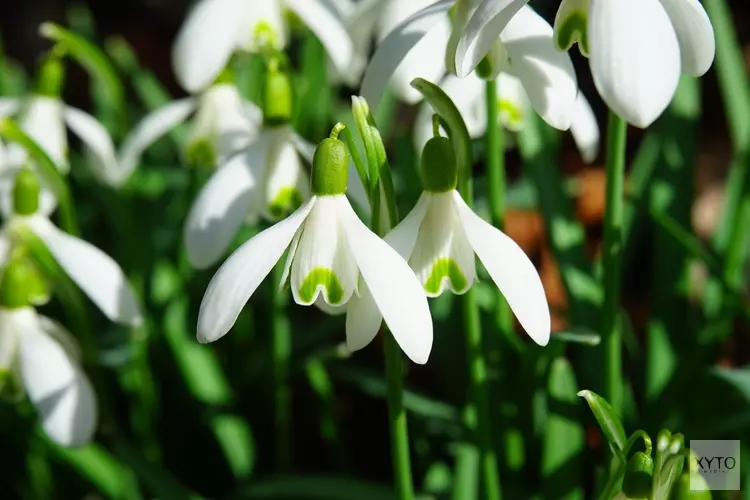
[556,11,589,56]
[268,187,303,219]
[298,267,344,304]
[424,258,467,295]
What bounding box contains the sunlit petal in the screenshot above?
[285,0,354,73]
[62,106,121,186]
[570,91,600,163]
[659,0,715,77]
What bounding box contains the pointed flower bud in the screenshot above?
[263,57,293,127]
[35,53,65,98]
[13,168,41,216]
[622,451,654,500]
[0,255,50,310]
[671,451,712,499]
[311,123,348,196]
[420,120,457,193]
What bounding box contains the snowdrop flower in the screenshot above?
[0,169,142,327]
[0,304,96,447]
[117,78,262,182]
[414,72,600,162]
[362,1,578,132]
[0,57,122,186]
[198,128,434,364]
[553,0,715,127]
[172,0,354,93]
[355,132,550,346]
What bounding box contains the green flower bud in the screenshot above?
[670,472,712,500]
[185,139,215,168]
[420,136,458,193]
[311,124,348,196]
[0,369,23,402]
[36,54,65,98]
[13,168,40,216]
[622,451,655,500]
[263,58,293,126]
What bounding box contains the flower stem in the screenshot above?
[601,111,627,415]
[485,79,515,344]
[271,262,292,471]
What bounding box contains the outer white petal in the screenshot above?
[261,128,310,221]
[197,197,317,343]
[454,0,530,77]
[328,0,385,86]
[589,0,680,128]
[0,98,20,117]
[501,6,577,131]
[290,197,359,306]
[337,196,433,364]
[570,92,600,163]
[63,106,121,186]
[314,296,348,316]
[659,0,715,77]
[19,96,68,172]
[451,191,550,345]
[172,0,248,93]
[184,145,264,269]
[25,216,142,327]
[360,0,454,110]
[16,308,96,447]
[118,99,197,182]
[285,0,354,73]
[383,191,431,259]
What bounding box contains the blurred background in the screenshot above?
[0,0,749,499]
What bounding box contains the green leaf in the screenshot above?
[577,390,627,452]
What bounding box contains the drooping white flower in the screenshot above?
[172,0,355,93]
[0,306,96,447]
[352,135,550,347]
[184,125,311,269]
[553,0,715,127]
[198,134,434,364]
[361,2,578,132]
[117,82,262,182]
[0,96,122,186]
[414,72,600,162]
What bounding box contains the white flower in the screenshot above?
[374,189,550,346]
[361,2,578,131]
[184,126,311,269]
[0,96,122,186]
[0,306,96,447]
[172,0,355,93]
[117,83,262,182]
[197,194,434,364]
[553,0,715,127]
[0,209,142,327]
[414,72,600,162]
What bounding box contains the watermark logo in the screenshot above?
[689,440,740,491]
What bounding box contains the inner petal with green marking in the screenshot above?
[555,9,589,56]
[298,267,345,305]
[498,98,525,132]
[423,258,468,296]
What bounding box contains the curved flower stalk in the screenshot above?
[117,79,263,183]
[0,305,96,447]
[351,131,550,348]
[414,72,600,162]
[361,1,577,132]
[198,127,434,364]
[552,0,714,127]
[172,0,355,93]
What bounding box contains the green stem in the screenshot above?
[384,331,415,500]
[271,262,292,471]
[601,112,627,415]
[485,79,516,348]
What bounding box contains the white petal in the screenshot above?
[63,106,120,186]
[360,0,454,110]
[37,315,83,363]
[25,216,142,326]
[589,0,680,128]
[0,97,20,117]
[345,282,382,352]
[451,191,549,345]
[285,0,354,73]
[16,309,97,447]
[659,0,715,76]
[261,128,309,221]
[409,192,477,296]
[553,0,590,54]
[383,191,431,259]
[315,297,348,316]
[570,92,600,163]
[172,0,248,93]
[337,196,433,364]
[454,0,530,77]
[496,72,531,132]
[197,197,317,343]
[118,98,197,182]
[290,196,359,306]
[328,0,385,86]
[19,97,68,172]
[184,145,263,269]
[501,6,577,131]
